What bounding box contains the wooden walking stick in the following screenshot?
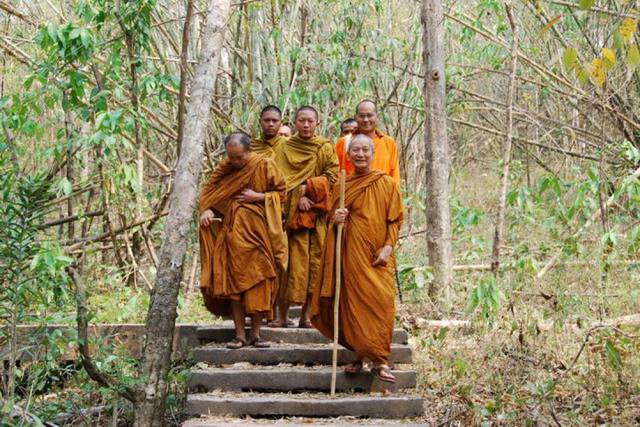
[331,168,347,396]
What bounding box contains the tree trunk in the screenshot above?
[490,2,518,274]
[133,0,231,425]
[421,0,453,300]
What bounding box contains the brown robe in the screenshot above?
[251,135,286,158]
[311,171,403,365]
[273,134,339,305]
[199,153,287,318]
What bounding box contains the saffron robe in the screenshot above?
[335,129,401,186]
[311,171,403,365]
[274,134,339,305]
[199,153,287,318]
[251,134,286,158]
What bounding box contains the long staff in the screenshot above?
[330,168,346,396]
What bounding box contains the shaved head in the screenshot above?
[355,99,377,115]
[348,134,374,153]
[295,105,319,120]
[224,131,251,151]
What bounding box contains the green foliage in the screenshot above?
[467,276,503,325]
[0,150,73,406]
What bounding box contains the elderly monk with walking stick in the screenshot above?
[311,134,403,383]
[199,131,288,349]
[270,106,339,328]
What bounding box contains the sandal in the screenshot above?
[344,360,363,374]
[298,319,313,329]
[248,336,271,348]
[225,337,247,349]
[371,365,396,383]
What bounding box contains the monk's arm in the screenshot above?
[319,143,339,185]
[264,160,287,205]
[384,183,404,247]
[389,138,401,186]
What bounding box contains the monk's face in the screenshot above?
[226,142,250,169]
[295,110,319,140]
[356,102,377,134]
[260,111,282,138]
[340,122,357,137]
[348,138,374,173]
[277,125,292,137]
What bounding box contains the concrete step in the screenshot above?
[189,367,417,393]
[186,393,424,419]
[197,325,408,345]
[184,421,426,427]
[193,344,413,366]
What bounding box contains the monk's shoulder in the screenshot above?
[377,174,399,194]
[318,138,336,156]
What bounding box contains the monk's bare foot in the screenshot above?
[371,364,396,383]
[268,319,289,328]
[249,336,271,348]
[344,360,363,374]
[298,319,313,329]
[225,337,247,349]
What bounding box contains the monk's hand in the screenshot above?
[333,208,349,224]
[235,188,265,203]
[199,209,216,227]
[298,196,313,211]
[372,245,393,267]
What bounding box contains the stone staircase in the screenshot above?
[183,307,424,425]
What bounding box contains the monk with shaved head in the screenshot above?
[251,105,286,158]
[271,106,339,328]
[312,133,403,383]
[335,100,401,186]
[199,131,288,348]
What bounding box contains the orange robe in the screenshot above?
[311,171,403,365]
[251,134,286,158]
[199,153,287,318]
[274,134,339,305]
[335,129,401,185]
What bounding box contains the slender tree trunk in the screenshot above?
[133,0,231,425]
[176,0,195,159]
[491,2,518,274]
[421,0,453,300]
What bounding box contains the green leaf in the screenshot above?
[69,28,82,40]
[58,178,72,196]
[605,340,622,372]
[563,47,577,71]
[627,44,640,70]
[579,0,595,10]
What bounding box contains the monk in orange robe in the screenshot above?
[271,106,339,328]
[251,105,286,158]
[335,100,401,186]
[312,134,403,383]
[199,131,287,349]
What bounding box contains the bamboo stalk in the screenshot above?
[331,169,346,396]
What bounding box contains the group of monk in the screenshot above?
[198,100,403,383]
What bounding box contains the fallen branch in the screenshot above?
[0,1,36,25]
